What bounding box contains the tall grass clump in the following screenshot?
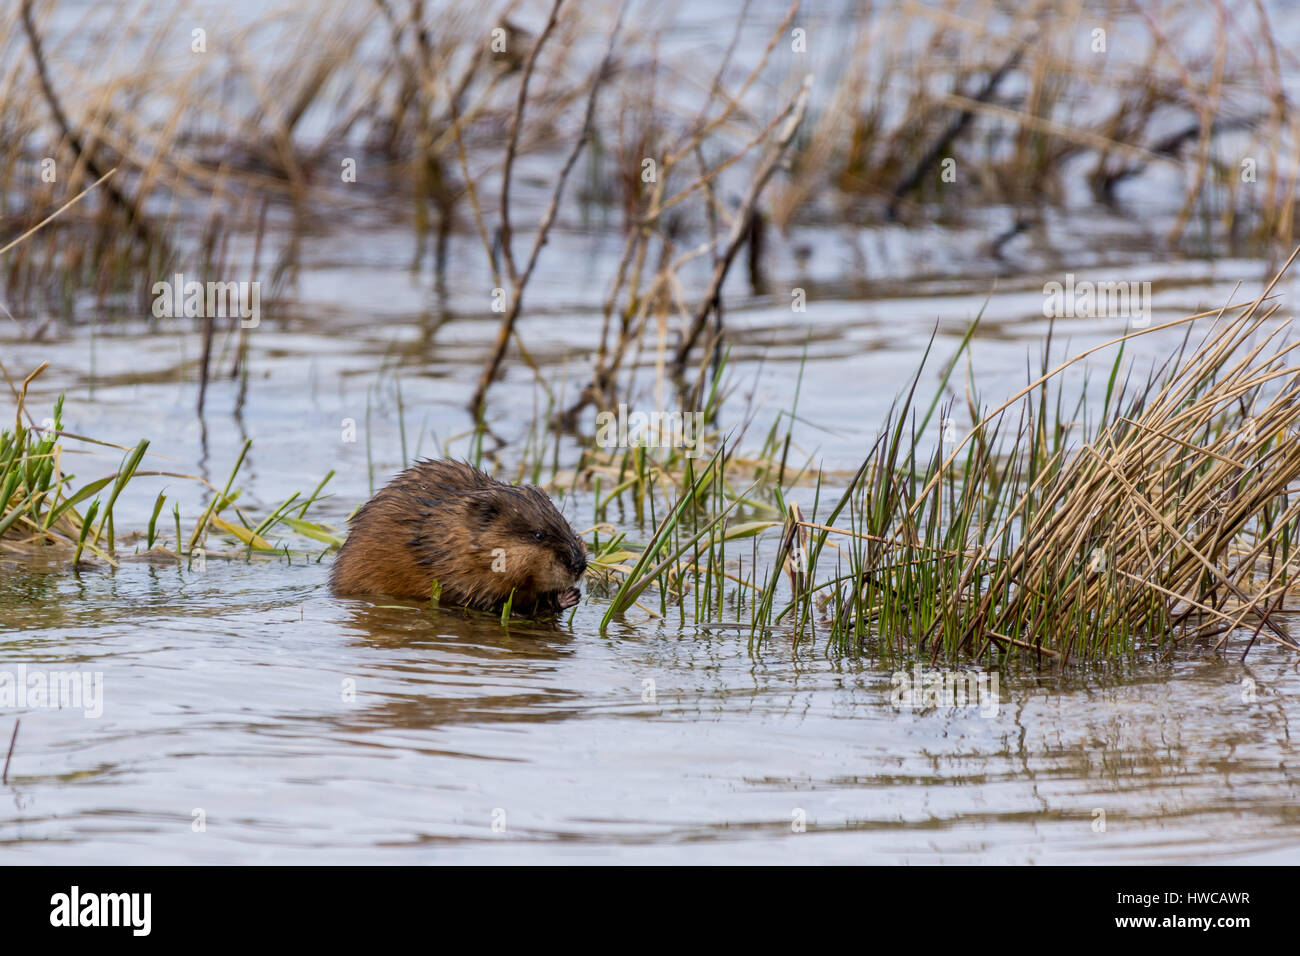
[1,365,340,566]
[595,260,1300,665]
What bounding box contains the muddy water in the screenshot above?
[3,214,1299,862]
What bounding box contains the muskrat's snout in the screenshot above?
[554,537,587,606]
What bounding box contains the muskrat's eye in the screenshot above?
[533,531,545,541]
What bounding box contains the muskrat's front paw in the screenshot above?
[557,587,581,610]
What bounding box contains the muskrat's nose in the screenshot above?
[574,549,588,575]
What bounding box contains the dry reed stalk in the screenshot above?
[670,74,812,378]
[470,1,625,416]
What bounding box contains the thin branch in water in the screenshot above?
[885,38,1028,220]
[20,0,158,250]
[497,0,567,286]
[471,2,626,417]
[671,74,813,379]
[3,719,19,786]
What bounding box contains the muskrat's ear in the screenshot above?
[468,495,500,525]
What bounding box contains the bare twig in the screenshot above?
[3,720,19,786]
[471,3,625,417]
[670,74,813,377]
[497,0,566,286]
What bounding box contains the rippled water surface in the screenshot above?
[3,228,1299,862]
[5,0,1300,863]
[2,557,1298,863]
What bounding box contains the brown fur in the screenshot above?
[330,460,587,615]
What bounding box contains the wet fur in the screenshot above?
[330,460,587,615]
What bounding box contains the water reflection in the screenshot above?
[0,557,1296,861]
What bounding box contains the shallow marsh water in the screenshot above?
[3,220,1300,863]
[4,0,1300,864]
[2,559,1298,864]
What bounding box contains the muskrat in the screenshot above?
[330,459,587,616]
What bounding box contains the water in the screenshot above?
[2,557,1296,862]
[3,0,1300,864]
[7,217,1300,868]
[4,233,1299,861]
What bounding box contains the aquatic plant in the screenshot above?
[590,259,1300,664]
[0,364,340,566]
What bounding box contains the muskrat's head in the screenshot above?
[466,483,588,601]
